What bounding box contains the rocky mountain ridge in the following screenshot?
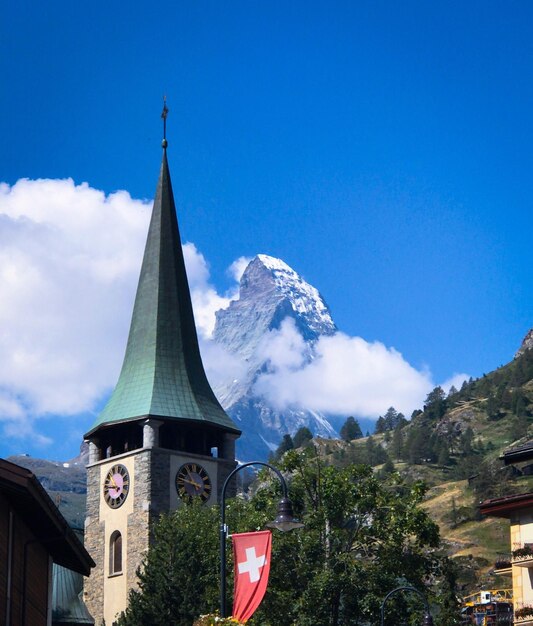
[517,328,533,358]
[213,254,341,459]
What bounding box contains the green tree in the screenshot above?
[374,415,387,434]
[406,425,435,465]
[256,449,447,626]
[117,450,457,626]
[460,427,474,455]
[362,435,389,466]
[339,416,363,441]
[274,434,294,460]
[292,426,313,448]
[510,414,529,441]
[437,442,451,467]
[379,457,395,476]
[391,422,405,461]
[424,386,447,421]
[375,407,406,434]
[116,501,219,626]
[486,392,501,420]
[512,389,529,418]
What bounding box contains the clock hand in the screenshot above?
[181,477,202,489]
[185,469,202,488]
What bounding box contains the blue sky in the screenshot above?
[0,1,531,460]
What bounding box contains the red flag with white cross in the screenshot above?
[232,530,272,622]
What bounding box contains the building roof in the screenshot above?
[0,458,95,575]
[52,564,94,624]
[479,491,533,518]
[85,146,239,437]
[500,442,533,465]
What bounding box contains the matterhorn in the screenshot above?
[213,254,340,460]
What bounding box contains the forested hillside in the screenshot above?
[9,342,533,595]
[275,346,533,592]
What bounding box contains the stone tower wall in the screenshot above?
[84,447,237,624]
[84,464,105,625]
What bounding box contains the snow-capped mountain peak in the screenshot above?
[254,254,336,331]
[219,254,336,355]
[213,254,339,459]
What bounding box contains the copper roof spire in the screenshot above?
[85,108,239,437]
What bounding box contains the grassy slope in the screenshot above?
[314,349,533,593]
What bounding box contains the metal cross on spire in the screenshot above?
[161,96,169,148]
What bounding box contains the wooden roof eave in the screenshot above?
[480,491,533,518]
[0,459,95,575]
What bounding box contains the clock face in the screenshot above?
[103,464,130,509]
[176,463,212,502]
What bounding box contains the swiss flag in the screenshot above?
[232,530,272,622]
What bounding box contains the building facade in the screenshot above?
[480,444,533,624]
[0,458,94,626]
[83,135,240,625]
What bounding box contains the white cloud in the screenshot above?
[228,256,252,283]
[254,319,435,418]
[440,373,470,395]
[256,318,308,371]
[0,179,151,423]
[183,242,234,338]
[0,177,469,450]
[198,338,248,392]
[0,392,26,420]
[3,417,53,447]
[0,178,239,445]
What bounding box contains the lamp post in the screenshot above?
[219,461,304,618]
[380,586,434,626]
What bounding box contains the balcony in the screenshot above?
[494,555,512,575]
[515,604,533,625]
[512,545,533,568]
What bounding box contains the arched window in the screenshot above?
[109,530,122,575]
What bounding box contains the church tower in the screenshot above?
[83,114,240,625]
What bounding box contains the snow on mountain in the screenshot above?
[213,254,339,460]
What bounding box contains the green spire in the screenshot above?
[86,147,239,436]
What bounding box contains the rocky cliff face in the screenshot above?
[213,254,339,460]
[516,328,533,358]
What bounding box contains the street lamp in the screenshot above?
[380,586,434,626]
[219,461,304,617]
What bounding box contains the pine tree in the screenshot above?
[374,416,386,434]
[424,386,447,421]
[380,458,395,475]
[391,423,404,461]
[340,416,363,442]
[437,442,451,467]
[460,427,474,455]
[275,434,294,459]
[116,503,219,626]
[293,426,313,448]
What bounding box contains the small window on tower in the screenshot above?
[109,530,122,575]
